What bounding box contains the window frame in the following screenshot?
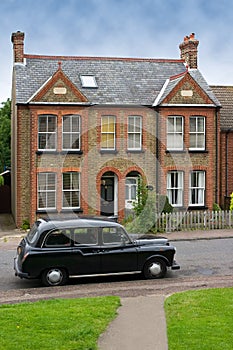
[189,116,205,151]
[127,115,142,151]
[80,75,98,88]
[167,171,184,207]
[38,114,57,151]
[62,114,81,151]
[101,115,116,150]
[62,172,80,209]
[189,170,205,206]
[37,172,56,210]
[167,116,184,151]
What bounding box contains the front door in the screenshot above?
[101,175,114,216]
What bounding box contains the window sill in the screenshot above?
[99,150,118,154]
[166,150,186,154]
[188,150,208,154]
[36,150,59,155]
[60,150,83,155]
[36,209,58,214]
[36,150,83,155]
[188,206,208,210]
[60,208,83,213]
[126,149,145,154]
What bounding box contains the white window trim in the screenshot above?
[189,171,205,206]
[37,173,56,210]
[189,116,205,151]
[62,114,81,151]
[125,177,138,209]
[62,172,80,209]
[127,116,142,150]
[38,115,57,151]
[167,171,184,207]
[80,75,98,88]
[167,116,184,151]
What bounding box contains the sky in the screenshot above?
[1,0,233,104]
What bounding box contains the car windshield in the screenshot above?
[26,221,40,244]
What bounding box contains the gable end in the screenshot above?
[30,65,88,103]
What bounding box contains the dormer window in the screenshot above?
[80,75,98,88]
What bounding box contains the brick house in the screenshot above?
[11,31,221,227]
[210,86,233,209]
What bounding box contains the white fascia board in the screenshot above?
[26,75,53,103]
[153,79,170,107]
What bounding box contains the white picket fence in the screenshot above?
[156,210,233,232]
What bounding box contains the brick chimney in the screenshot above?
[179,33,199,69]
[11,31,25,63]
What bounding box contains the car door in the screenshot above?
[99,226,138,274]
[70,227,101,275]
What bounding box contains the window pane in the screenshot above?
[197,117,204,131]
[62,172,80,208]
[47,116,56,132]
[71,134,80,149]
[39,117,47,132]
[63,116,70,132]
[167,116,183,150]
[38,173,56,209]
[176,117,182,132]
[167,171,183,206]
[167,118,175,132]
[190,118,196,132]
[189,116,205,150]
[196,134,205,148]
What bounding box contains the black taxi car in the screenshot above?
[14,217,180,286]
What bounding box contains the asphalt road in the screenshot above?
[0,239,232,298]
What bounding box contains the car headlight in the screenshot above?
[17,246,22,255]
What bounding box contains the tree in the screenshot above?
[0,99,11,172]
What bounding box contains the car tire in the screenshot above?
[143,258,167,279]
[41,268,68,287]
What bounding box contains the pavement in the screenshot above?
[1,213,233,350]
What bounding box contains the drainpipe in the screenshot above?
[215,109,219,204]
[225,127,233,199]
[155,108,159,194]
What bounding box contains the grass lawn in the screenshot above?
[0,296,120,350]
[165,287,233,350]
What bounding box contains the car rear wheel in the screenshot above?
[41,268,68,287]
[143,258,167,279]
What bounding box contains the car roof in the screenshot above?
[36,217,122,232]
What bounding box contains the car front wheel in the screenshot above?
[41,268,68,287]
[143,258,167,279]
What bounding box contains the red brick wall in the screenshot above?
[157,106,219,210]
[219,131,233,208]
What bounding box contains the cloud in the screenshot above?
[1,0,233,103]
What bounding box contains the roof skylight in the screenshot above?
[80,75,98,88]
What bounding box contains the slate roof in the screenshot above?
[14,54,220,107]
[154,70,221,106]
[210,86,233,130]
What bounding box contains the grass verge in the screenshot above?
[165,287,233,350]
[0,296,120,350]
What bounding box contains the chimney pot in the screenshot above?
[179,33,199,69]
[11,31,25,63]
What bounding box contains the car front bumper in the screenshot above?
[171,260,180,270]
[14,257,30,279]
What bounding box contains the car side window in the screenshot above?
[73,228,98,245]
[44,229,71,247]
[102,227,130,245]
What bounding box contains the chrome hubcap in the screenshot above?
[149,262,161,276]
[47,269,62,284]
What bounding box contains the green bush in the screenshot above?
[125,176,173,234]
[21,219,30,231]
[213,203,221,211]
[0,175,4,186]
